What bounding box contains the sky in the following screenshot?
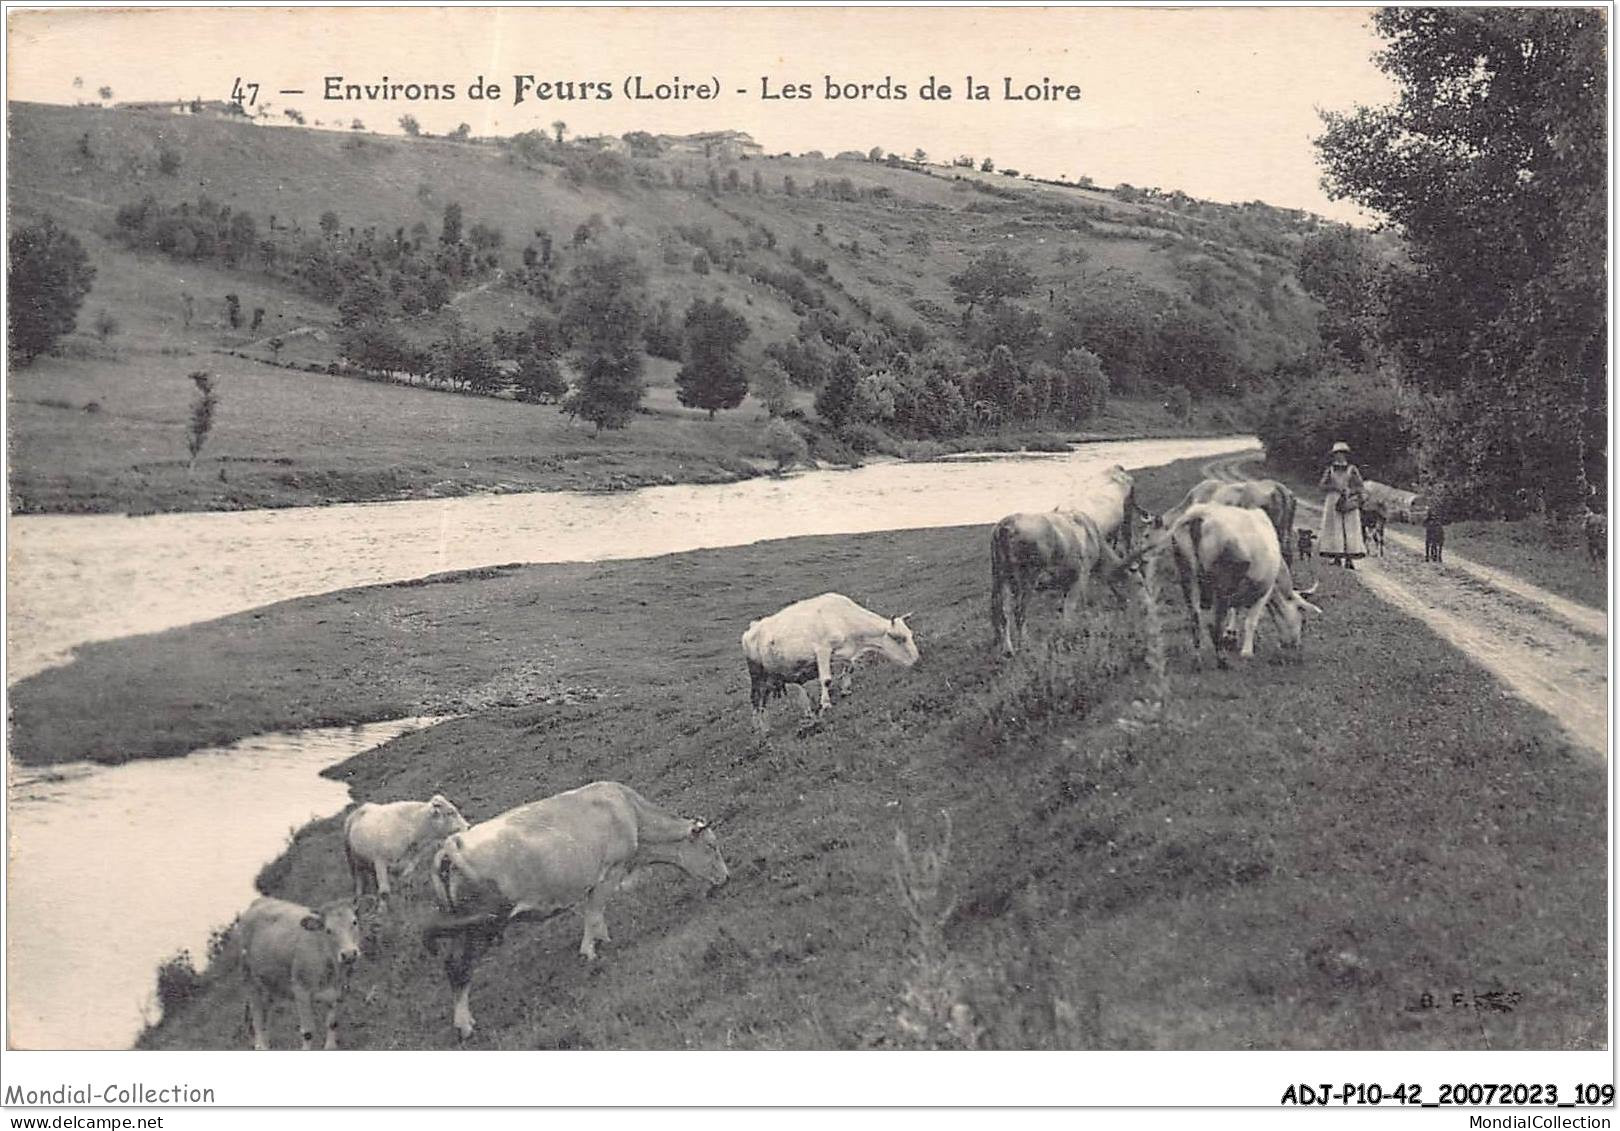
[6,5,1398,222]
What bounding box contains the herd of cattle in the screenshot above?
[232,464,1355,1048]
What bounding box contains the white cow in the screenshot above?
[424,781,729,1039]
[741,592,919,734]
[1166,503,1322,667]
[343,794,469,902]
[238,895,364,1050]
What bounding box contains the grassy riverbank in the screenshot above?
[8,346,1245,514]
[10,456,1586,1050]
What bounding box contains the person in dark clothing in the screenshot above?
[1424,502,1446,563]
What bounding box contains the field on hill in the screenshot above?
[21,456,1594,1051]
[9,101,1306,514]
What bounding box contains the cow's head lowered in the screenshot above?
[877,614,921,668]
[659,819,730,888]
[1267,568,1324,650]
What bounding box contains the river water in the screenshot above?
[6,718,445,1050]
[5,435,1253,1049]
[6,435,1254,682]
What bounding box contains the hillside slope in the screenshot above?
[8,101,1323,512]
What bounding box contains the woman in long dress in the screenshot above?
[1318,441,1367,569]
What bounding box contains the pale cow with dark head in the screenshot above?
[1163,503,1322,667]
[343,794,469,902]
[742,592,919,735]
[238,895,365,1050]
[423,781,729,1040]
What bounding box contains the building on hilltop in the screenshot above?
[657,130,763,160]
[578,134,630,155]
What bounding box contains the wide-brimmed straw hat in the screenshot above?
[1331,441,1352,454]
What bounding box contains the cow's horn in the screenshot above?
[1297,582,1319,597]
[894,611,915,623]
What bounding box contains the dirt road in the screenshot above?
[1205,453,1609,761]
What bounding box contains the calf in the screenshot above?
[1361,504,1387,557]
[238,896,363,1050]
[1296,529,1316,561]
[742,593,919,734]
[344,795,469,902]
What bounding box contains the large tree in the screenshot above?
[948,250,1034,316]
[8,217,95,364]
[560,245,647,432]
[675,298,752,418]
[1316,8,1606,517]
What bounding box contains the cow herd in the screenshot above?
[237,463,1328,1049]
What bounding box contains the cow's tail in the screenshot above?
[1173,514,1207,594]
[989,520,1014,647]
[341,808,366,895]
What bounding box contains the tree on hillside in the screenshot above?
[560,245,647,432]
[752,359,794,418]
[430,319,500,393]
[1296,225,1386,365]
[814,348,862,429]
[913,148,927,163]
[1316,7,1605,517]
[676,298,753,418]
[979,157,994,173]
[7,217,95,364]
[185,371,218,474]
[440,202,463,246]
[551,120,567,144]
[399,114,421,136]
[975,345,1021,416]
[948,250,1034,317]
[1058,347,1109,424]
[449,123,471,142]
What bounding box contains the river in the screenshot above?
[6,717,445,1050]
[6,435,1255,682]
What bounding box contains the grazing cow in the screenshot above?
[1361,504,1387,557]
[1584,510,1607,565]
[1160,477,1300,566]
[1082,464,1148,554]
[990,509,1127,657]
[424,781,728,1040]
[1166,503,1322,668]
[742,593,919,734]
[1296,529,1317,561]
[344,794,469,902]
[238,895,364,1050]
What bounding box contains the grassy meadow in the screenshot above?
[12,456,1595,1050]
